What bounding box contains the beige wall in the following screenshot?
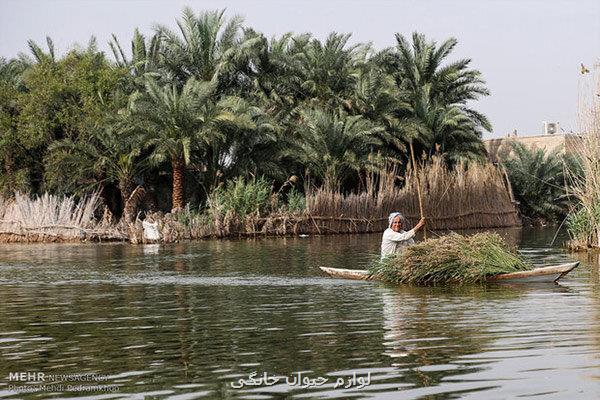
[484,134,583,162]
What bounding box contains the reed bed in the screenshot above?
[134,157,520,243]
[305,156,520,232]
[0,192,124,242]
[566,70,600,249]
[368,232,531,285]
[0,157,519,243]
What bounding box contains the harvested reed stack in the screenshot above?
[368,232,531,285]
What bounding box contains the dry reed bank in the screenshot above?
[566,72,600,250]
[0,159,520,244]
[0,193,125,243]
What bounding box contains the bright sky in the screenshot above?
[1,0,599,138]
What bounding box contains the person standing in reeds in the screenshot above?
[381,212,426,259]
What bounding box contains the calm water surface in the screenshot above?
[0,228,599,399]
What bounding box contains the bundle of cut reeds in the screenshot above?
[369,232,531,285]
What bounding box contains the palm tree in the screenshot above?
[155,8,260,87]
[109,29,163,83]
[295,33,362,108]
[0,57,28,89]
[380,33,491,161]
[242,31,305,117]
[500,141,571,221]
[210,100,283,182]
[0,58,31,195]
[18,36,56,65]
[246,31,364,114]
[423,104,487,162]
[44,123,148,221]
[241,32,374,183]
[292,108,383,190]
[346,62,414,159]
[390,33,490,106]
[129,77,254,211]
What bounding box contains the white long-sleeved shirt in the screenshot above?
[380,228,415,258]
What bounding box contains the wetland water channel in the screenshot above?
[0,228,599,399]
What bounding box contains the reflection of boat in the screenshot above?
[319,261,580,284]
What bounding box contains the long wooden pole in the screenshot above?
[409,141,427,239]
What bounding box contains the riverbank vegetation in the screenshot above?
[499,141,579,225]
[566,75,600,249]
[129,155,518,242]
[0,9,490,201]
[0,7,521,242]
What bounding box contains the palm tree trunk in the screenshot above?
[119,180,134,209]
[1,155,13,194]
[172,157,185,211]
[123,186,146,222]
[119,179,135,222]
[3,155,14,176]
[96,172,111,216]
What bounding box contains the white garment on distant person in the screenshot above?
[142,220,160,240]
[380,228,415,258]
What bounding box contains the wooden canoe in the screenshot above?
[319,261,580,284]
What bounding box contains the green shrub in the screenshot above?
[175,204,203,227]
[207,177,272,218]
[286,189,306,213]
[567,202,600,246]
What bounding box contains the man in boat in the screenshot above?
[381,212,426,259]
